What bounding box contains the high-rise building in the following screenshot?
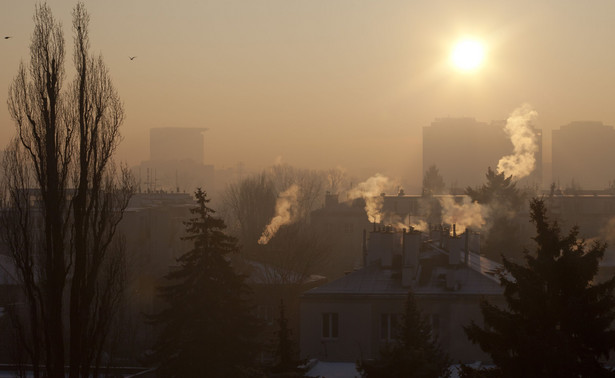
[422,118,542,190]
[552,121,615,190]
[149,127,207,163]
[134,127,213,194]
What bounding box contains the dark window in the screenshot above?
[380,313,400,341]
[430,313,440,334]
[322,313,339,338]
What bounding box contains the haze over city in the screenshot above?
[3,1,615,191]
[5,2,615,376]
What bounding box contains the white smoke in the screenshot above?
[439,196,487,235]
[258,184,300,245]
[497,103,539,179]
[383,213,428,233]
[410,219,428,232]
[346,174,392,223]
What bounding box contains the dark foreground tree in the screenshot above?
[464,198,615,378]
[2,3,132,377]
[270,299,300,376]
[357,290,450,378]
[149,189,259,377]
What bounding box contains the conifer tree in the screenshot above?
[464,198,615,378]
[423,165,446,196]
[466,167,526,261]
[272,299,298,375]
[357,290,450,378]
[149,188,259,377]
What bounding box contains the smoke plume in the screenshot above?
[497,103,539,179]
[384,213,428,232]
[410,219,428,232]
[347,174,391,223]
[258,184,300,245]
[439,196,487,234]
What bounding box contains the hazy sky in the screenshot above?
[2,1,615,190]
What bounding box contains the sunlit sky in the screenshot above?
[2,1,615,189]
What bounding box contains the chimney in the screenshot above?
[464,228,470,265]
[366,229,402,268]
[362,229,367,267]
[324,191,339,208]
[402,229,421,287]
[448,233,463,266]
[469,230,480,255]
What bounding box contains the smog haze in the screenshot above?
[2,1,615,191]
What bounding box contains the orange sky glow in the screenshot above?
[2,1,615,191]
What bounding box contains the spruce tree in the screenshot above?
[272,299,298,375]
[464,198,615,378]
[149,188,259,377]
[423,165,446,196]
[357,290,451,378]
[465,167,526,261]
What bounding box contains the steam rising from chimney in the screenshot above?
[347,174,391,223]
[497,103,539,179]
[410,219,428,232]
[439,196,487,234]
[386,214,428,232]
[258,184,300,245]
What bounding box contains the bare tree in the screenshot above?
[221,165,331,253]
[221,172,277,249]
[2,3,132,378]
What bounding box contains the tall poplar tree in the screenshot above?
[3,3,131,377]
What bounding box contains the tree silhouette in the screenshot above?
[464,199,615,378]
[465,167,523,209]
[149,189,259,377]
[466,167,525,261]
[423,165,446,196]
[357,290,450,378]
[272,299,298,375]
[3,3,132,377]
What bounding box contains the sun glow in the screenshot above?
[451,39,485,71]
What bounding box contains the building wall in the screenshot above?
[300,292,502,364]
[301,297,379,362]
[552,121,615,190]
[310,197,371,278]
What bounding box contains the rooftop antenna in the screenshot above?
[175,170,179,193]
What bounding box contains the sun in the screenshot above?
[451,39,485,71]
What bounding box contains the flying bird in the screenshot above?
[129,56,137,60]
[4,36,12,39]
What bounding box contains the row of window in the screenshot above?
[321,312,440,341]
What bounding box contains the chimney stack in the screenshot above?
[402,229,421,287]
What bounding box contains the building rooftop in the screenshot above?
[304,240,503,298]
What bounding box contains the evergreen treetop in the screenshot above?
[423,165,446,196]
[464,198,615,378]
[149,188,259,378]
[357,290,450,378]
[465,167,524,209]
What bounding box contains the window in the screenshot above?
[322,313,339,339]
[256,304,274,326]
[380,313,400,341]
[430,313,440,337]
